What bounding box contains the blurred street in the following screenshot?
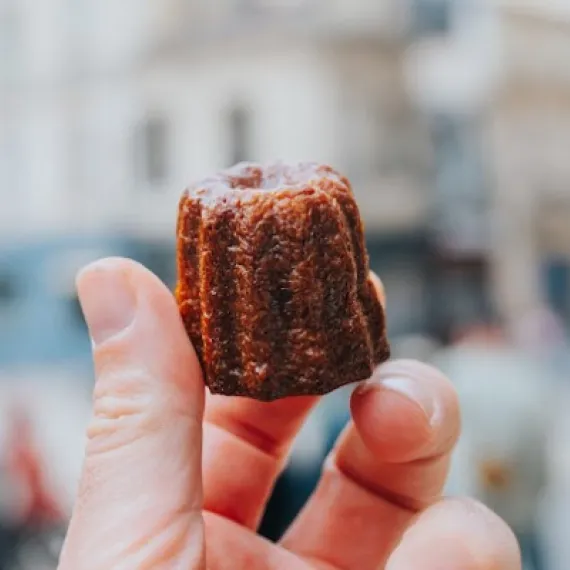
[2,1,570,568]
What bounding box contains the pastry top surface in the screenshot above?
[183,161,350,204]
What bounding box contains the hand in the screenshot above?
[58,258,521,570]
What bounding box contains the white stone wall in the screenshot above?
[0,0,422,239]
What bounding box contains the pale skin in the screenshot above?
[57,258,522,570]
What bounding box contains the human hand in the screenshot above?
[58,258,521,569]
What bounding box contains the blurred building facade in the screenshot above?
[408,0,570,336]
[2,0,570,373]
[0,0,434,371]
[1,0,425,237]
[490,2,570,334]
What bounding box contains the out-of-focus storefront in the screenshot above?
[0,236,175,375]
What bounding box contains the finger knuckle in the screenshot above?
[87,368,163,455]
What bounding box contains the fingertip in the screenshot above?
[351,360,460,463]
[77,256,174,312]
[76,256,131,288]
[79,255,203,406]
[380,360,461,443]
[388,498,522,570]
[76,258,138,347]
[351,378,433,463]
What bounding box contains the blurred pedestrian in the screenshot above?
[0,372,90,569]
[5,405,63,529]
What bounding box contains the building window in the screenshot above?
[431,261,491,333]
[67,125,91,197]
[227,104,252,166]
[342,89,379,183]
[0,128,23,197]
[411,0,452,36]
[429,113,488,253]
[544,258,570,325]
[0,273,17,306]
[236,0,308,14]
[135,116,169,187]
[378,110,430,179]
[0,5,21,82]
[68,293,86,328]
[67,0,93,71]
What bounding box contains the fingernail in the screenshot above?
[360,374,436,423]
[77,260,136,346]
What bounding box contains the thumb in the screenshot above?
[58,258,205,570]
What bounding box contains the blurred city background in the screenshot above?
[1,0,570,568]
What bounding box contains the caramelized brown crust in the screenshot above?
[176,162,390,401]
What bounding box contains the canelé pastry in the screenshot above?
[176,162,390,401]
